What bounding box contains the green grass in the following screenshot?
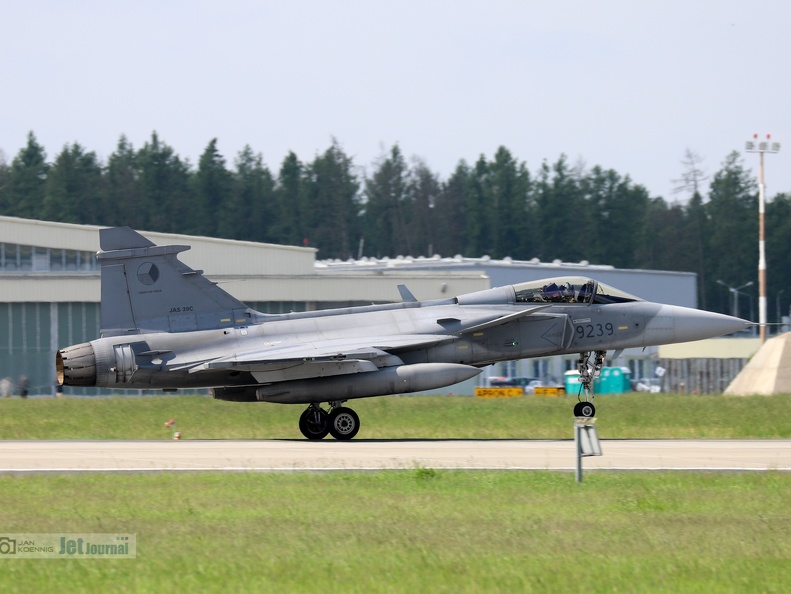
[1,393,790,440]
[0,471,789,593]
[2,395,790,592]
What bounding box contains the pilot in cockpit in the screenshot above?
[541,283,563,302]
[542,282,577,303]
[577,280,594,303]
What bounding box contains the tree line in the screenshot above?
[1,131,789,320]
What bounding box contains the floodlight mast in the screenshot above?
[745,133,781,343]
[716,279,753,321]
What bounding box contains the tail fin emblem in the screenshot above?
[137,263,160,285]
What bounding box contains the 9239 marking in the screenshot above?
[575,323,614,339]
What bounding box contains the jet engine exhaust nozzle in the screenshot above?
[57,342,97,386]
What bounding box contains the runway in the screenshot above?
[1,439,790,472]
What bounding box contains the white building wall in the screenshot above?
[0,216,317,276]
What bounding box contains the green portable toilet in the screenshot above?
[597,367,630,394]
[564,370,589,395]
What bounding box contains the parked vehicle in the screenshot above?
[488,376,548,394]
[634,378,662,393]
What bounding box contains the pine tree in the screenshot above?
[464,156,490,257]
[704,151,758,317]
[227,145,275,242]
[42,143,104,224]
[433,161,470,257]
[8,132,48,218]
[303,140,360,259]
[195,139,232,238]
[486,147,531,259]
[273,152,305,246]
[406,159,440,256]
[136,132,191,233]
[363,145,410,257]
[766,193,791,321]
[534,155,585,263]
[105,136,141,228]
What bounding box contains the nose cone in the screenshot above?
[644,305,752,345]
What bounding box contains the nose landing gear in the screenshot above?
[573,400,596,418]
[574,350,605,418]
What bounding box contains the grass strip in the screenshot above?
[1,393,790,440]
[0,471,789,593]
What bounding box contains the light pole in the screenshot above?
[746,133,781,343]
[716,279,754,320]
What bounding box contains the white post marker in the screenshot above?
[574,417,602,483]
[746,133,781,344]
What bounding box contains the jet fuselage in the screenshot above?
[55,228,750,436]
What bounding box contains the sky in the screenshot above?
[2,0,790,201]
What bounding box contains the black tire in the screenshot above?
[574,401,596,418]
[328,407,360,440]
[299,407,330,440]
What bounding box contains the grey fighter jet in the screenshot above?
[57,227,750,440]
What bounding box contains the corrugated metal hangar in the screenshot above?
[0,215,700,396]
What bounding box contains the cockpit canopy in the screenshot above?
[513,277,641,305]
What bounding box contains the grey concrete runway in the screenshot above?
[0,439,789,472]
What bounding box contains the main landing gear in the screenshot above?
[298,402,360,440]
[573,350,605,418]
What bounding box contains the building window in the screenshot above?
[32,248,49,272]
[0,243,98,273]
[18,245,32,271]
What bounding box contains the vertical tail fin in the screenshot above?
[98,227,253,336]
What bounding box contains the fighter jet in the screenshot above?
[57,227,750,440]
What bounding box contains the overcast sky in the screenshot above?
[2,1,790,202]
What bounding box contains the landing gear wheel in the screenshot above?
[328,407,360,440]
[574,401,596,418]
[299,406,330,440]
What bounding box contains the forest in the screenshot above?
[1,131,789,321]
